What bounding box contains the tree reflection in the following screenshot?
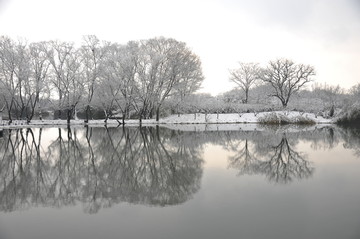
[226,133,314,184]
[1,125,360,213]
[0,128,47,211]
[227,139,259,176]
[340,127,360,157]
[260,134,313,183]
[0,126,203,213]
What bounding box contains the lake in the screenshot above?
[0,125,359,239]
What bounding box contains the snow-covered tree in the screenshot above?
[350,83,360,103]
[229,62,260,104]
[0,36,20,122]
[80,35,109,123]
[260,59,315,107]
[135,37,203,121]
[45,40,84,123]
[0,36,35,122]
[28,42,51,121]
[311,83,345,116]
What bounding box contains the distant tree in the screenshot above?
[219,88,244,104]
[229,62,260,103]
[249,84,274,104]
[350,83,360,103]
[312,83,344,116]
[260,59,315,107]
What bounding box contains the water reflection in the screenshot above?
[0,127,203,213]
[226,134,313,184]
[0,125,360,213]
[340,127,360,157]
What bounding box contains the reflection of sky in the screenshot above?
[1,129,360,239]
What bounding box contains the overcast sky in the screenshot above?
[0,0,359,95]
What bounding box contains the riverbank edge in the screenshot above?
[0,111,335,129]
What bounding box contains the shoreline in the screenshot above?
[0,111,335,129]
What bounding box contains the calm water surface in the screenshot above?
[0,125,359,239]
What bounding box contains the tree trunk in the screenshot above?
[67,107,71,125]
[5,100,13,124]
[244,89,249,104]
[156,107,160,122]
[85,105,90,123]
[56,109,62,120]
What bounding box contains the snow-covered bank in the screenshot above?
[0,111,334,129]
[158,111,333,124]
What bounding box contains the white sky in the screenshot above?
[1,0,360,95]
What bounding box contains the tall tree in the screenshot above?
[260,58,315,107]
[229,62,260,104]
[80,35,108,123]
[27,42,50,121]
[0,36,18,122]
[98,41,139,124]
[45,40,83,123]
[135,37,203,121]
[0,36,33,122]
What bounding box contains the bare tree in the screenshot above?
[27,42,50,121]
[229,62,260,104]
[45,41,83,123]
[350,83,360,104]
[80,35,109,123]
[0,36,18,122]
[135,37,203,121]
[98,41,139,124]
[0,36,34,122]
[260,58,315,107]
[312,83,344,116]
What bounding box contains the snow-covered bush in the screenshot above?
[258,113,291,125]
[292,115,316,125]
[258,113,315,125]
[337,103,360,127]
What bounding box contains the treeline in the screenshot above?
[0,35,203,123]
[1,35,360,124]
[225,60,360,119]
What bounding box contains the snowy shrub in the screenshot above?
[258,113,315,125]
[293,115,316,125]
[337,104,360,127]
[258,113,291,125]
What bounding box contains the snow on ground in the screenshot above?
[158,111,332,124]
[0,111,334,130]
